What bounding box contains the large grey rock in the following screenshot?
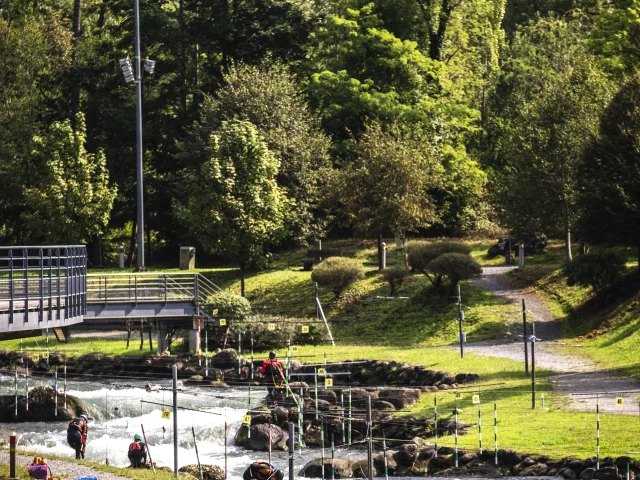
[377,388,421,409]
[581,467,596,480]
[300,458,355,478]
[593,467,618,480]
[520,463,548,476]
[178,464,225,480]
[211,349,237,368]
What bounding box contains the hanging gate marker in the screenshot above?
[434,396,438,457]
[494,402,498,466]
[596,399,600,470]
[475,395,482,454]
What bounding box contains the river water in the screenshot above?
[0,375,354,478]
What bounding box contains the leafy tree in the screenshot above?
[563,252,626,293]
[192,62,332,244]
[579,74,640,264]
[493,18,614,261]
[175,120,291,294]
[22,114,117,244]
[382,266,410,295]
[590,0,640,75]
[406,241,472,286]
[426,252,482,292]
[311,257,365,299]
[205,291,252,320]
[335,124,442,268]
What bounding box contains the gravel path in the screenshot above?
[465,266,640,413]
[0,450,130,479]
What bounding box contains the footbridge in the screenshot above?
[0,245,222,342]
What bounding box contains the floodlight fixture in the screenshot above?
[119,57,135,83]
[144,58,156,74]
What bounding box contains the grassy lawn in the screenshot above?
[0,447,176,480]
[0,336,155,357]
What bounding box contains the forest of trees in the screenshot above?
[1,0,640,267]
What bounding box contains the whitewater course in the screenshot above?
[0,349,636,480]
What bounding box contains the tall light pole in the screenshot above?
[121,0,154,270]
[133,0,145,271]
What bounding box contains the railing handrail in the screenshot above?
[0,245,86,249]
[87,272,210,277]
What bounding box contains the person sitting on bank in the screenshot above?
[243,461,284,480]
[128,433,147,468]
[67,414,88,459]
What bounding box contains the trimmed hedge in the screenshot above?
[426,253,482,291]
[311,257,365,299]
[563,252,626,293]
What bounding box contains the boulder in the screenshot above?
[569,460,585,471]
[351,459,378,478]
[0,387,88,422]
[288,382,310,398]
[378,388,420,409]
[236,423,289,451]
[211,349,238,369]
[318,389,337,404]
[593,467,618,480]
[498,448,523,466]
[581,468,596,480]
[520,463,548,476]
[373,400,396,411]
[459,452,477,464]
[395,443,419,466]
[562,468,578,479]
[299,458,355,478]
[178,464,225,480]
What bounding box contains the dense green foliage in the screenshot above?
[1,0,639,269]
[311,256,366,299]
[382,266,410,295]
[563,252,626,293]
[205,291,252,320]
[426,252,483,291]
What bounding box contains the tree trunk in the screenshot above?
[579,239,587,256]
[147,320,153,351]
[240,268,246,297]
[139,319,144,350]
[126,321,132,349]
[127,218,136,268]
[565,226,573,262]
[377,231,383,270]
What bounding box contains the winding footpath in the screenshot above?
[465,266,640,414]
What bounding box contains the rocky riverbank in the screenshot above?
[300,446,640,479]
[0,349,479,390]
[0,386,89,422]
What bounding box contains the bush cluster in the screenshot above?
[205,291,252,319]
[311,256,365,299]
[406,241,480,292]
[563,252,626,293]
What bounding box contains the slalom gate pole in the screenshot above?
[223,325,230,349]
[383,431,389,480]
[26,361,29,412]
[522,298,528,375]
[238,331,242,355]
[321,423,325,480]
[596,399,600,470]
[63,361,67,409]
[286,339,290,382]
[268,417,272,467]
[54,368,58,417]
[198,319,202,367]
[192,426,203,480]
[341,390,346,444]
[367,395,373,480]
[250,334,254,380]
[478,399,482,454]
[173,364,178,478]
[434,396,438,457]
[348,387,352,447]
[331,432,335,480]
[298,387,303,450]
[205,330,209,377]
[225,420,228,478]
[141,424,156,474]
[494,402,498,466]
[289,422,295,480]
[14,365,17,417]
[455,402,459,468]
[315,368,319,420]
[238,356,241,376]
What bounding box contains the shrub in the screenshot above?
[407,241,472,286]
[205,291,252,320]
[311,257,365,299]
[229,315,328,350]
[383,266,410,295]
[563,252,626,293]
[426,253,482,292]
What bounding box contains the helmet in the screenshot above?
[80,414,88,422]
[269,351,276,359]
[273,469,284,480]
[134,434,142,441]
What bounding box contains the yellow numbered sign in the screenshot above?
[161,409,171,420]
[219,319,227,326]
[616,397,624,406]
[301,325,310,334]
[318,368,326,376]
[268,323,276,331]
[243,414,252,425]
[291,345,298,352]
[472,395,480,404]
[325,378,333,387]
[455,393,462,399]
[32,354,40,362]
[212,309,219,315]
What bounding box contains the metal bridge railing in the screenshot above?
[0,246,87,323]
[86,272,223,307]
